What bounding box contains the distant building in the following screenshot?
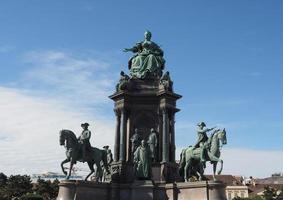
[206,175,249,200]
[249,184,283,197]
[31,171,83,182]
[248,174,283,197]
[255,175,283,185]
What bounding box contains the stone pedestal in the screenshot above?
[109,78,181,183]
[57,180,227,200]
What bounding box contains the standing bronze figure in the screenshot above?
[147,128,158,162]
[130,128,141,155]
[134,140,152,179]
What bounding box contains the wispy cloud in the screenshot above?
[0,86,114,176]
[20,50,117,106]
[0,50,120,176]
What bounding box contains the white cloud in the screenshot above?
[0,86,114,175]
[221,148,283,178]
[0,50,120,176]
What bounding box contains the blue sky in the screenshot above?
[0,1,283,177]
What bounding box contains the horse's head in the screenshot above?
[59,129,78,149]
[59,130,66,146]
[217,128,227,146]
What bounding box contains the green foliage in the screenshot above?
[0,174,33,199]
[0,173,7,186]
[233,187,283,200]
[233,196,263,200]
[0,173,59,200]
[19,193,44,200]
[263,186,277,199]
[33,178,59,199]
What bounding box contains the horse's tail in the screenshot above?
[179,149,186,169]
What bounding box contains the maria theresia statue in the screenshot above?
[124,30,165,79]
[179,122,227,182]
[59,123,110,181]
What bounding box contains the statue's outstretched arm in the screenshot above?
[123,42,141,53]
[123,47,135,52]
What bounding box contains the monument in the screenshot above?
[57,31,227,200]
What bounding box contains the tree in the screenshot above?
[275,189,283,200]
[33,178,59,199]
[263,186,277,200]
[233,196,263,200]
[19,193,44,200]
[0,175,33,199]
[0,173,7,186]
[50,179,59,198]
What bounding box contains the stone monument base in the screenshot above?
[57,180,227,200]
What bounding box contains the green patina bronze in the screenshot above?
[134,140,152,179]
[116,71,130,92]
[147,128,158,162]
[59,128,110,181]
[123,31,165,79]
[130,128,141,154]
[160,71,173,91]
[179,126,227,182]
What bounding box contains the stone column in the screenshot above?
[119,109,127,162]
[162,108,169,162]
[170,113,176,162]
[114,110,120,161]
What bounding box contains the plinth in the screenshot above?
[109,78,181,183]
[57,180,227,200]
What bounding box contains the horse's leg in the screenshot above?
[96,162,103,182]
[208,153,223,178]
[196,162,205,181]
[217,159,223,175]
[66,159,74,180]
[61,158,70,176]
[184,160,192,182]
[85,161,95,181]
[212,162,217,181]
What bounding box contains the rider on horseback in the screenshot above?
[78,123,92,162]
[194,122,215,167]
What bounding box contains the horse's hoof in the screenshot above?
[63,171,67,175]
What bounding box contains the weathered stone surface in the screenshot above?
[57,180,227,200]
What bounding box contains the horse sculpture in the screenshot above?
[179,128,227,182]
[59,129,109,181]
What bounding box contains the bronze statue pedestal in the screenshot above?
[57,180,227,200]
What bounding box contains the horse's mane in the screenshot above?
[212,129,222,138]
[61,129,78,143]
